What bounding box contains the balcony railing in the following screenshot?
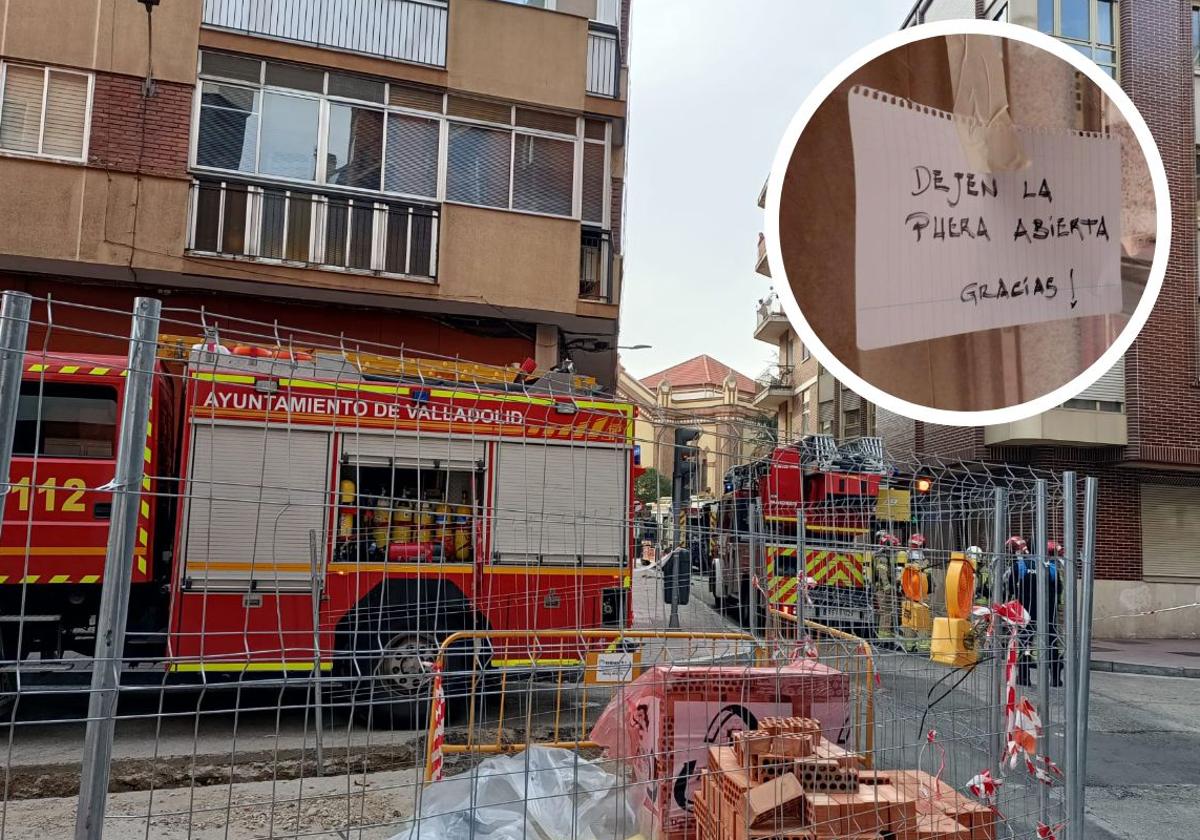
[187,178,438,280]
[202,0,448,67]
[580,227,612,301]
[586,29,619,97]
[757,364,794,391]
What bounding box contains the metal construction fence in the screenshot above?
[0,290,1096,840]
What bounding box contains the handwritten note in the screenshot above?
[848,85,1122,350]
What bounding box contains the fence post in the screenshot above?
[1061,472,1078,838]
[308,529,326,777]
[749,499,762,639]
[795,506,806,633]
[989,486,1006,773]
[74,297,161,840]
[1034,478,1049,825]
[0,291,32,546]
[1075,476,1099,836]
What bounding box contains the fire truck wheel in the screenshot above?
[356,631,441,730]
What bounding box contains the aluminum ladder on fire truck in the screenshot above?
[156,334,602,396]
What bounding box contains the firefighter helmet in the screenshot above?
[876,530,901,547]
[1046,540,1064,557]
[965,545,983,568]
[1005,535,1028,554]
[909,533,926,549]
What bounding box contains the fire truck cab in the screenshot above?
[709,435,892,633]
[2,342,637,727]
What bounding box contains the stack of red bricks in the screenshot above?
[693,717,995,840]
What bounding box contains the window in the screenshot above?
[801,341,811,363]
[447,124,511,207]
[194,52,610,222]
[0,63,91,160]
[801,388,812,434]
[1038,0,1117,78]
[1063,397,1123,412]
[513,133,574,215]
[15,382,117,459]
[385,113,439,198]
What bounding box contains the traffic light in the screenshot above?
[672,426,701,503]
[665,427,701,608]
[915,476,933,493]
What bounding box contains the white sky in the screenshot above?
[617,0,914,382]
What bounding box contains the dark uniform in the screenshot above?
[1003,554,1063,687]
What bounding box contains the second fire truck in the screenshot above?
[709,436,910,633]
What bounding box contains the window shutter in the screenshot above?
[385,113,440,198]
[582,142,605,223]
[446,123,511,208]
[512,133,573,216]
[1142,485,1200,579]
[0,65,45,153]
[42,71,88,158]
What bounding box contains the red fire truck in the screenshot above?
[709,436,901,634]
[1,340,637,725]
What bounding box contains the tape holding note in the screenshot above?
[849,85,1122,351]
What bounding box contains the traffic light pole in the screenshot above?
[668,427,700,629]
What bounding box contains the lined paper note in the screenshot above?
[848,85,1122,350]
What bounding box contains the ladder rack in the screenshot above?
[156,334,600,394]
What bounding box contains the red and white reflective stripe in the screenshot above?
[428,663,446,782]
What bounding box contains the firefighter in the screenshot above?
[966,545,991,606]
[873,530,902,637]
[907,533,931,596]
[1001,535,1036,687]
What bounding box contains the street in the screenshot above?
[0,570,1196,838]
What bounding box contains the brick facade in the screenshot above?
[879,0,1199,587]
[87,73,194,180]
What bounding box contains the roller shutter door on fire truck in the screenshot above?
[341,433,484,468]
[183,425,330,589]
[491,441,627,564]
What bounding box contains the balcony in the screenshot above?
[985,362,1126,447]
[753,297,789,343]
[586,29,619,97]
[201,0,449,67]
[187,177,439,280]
[579,227,612,301]
[753,365,794,409]
[756,232,770,277]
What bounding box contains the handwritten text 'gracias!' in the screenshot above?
[903,166,1109,308]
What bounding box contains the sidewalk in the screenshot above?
[1090,637,1200,678]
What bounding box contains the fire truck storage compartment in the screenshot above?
[181,424,330,590]
[338,433,484,555]
[490,440,627,565]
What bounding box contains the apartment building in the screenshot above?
[0,0,629,386]
[753,193,875,444]
[895,0,1198,637]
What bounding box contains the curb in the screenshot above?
[1089,658,1200,679]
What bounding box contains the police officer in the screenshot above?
[1044,540,1066,688]
[1001,535,1037,687]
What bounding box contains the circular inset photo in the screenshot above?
[763,20,1167,423]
